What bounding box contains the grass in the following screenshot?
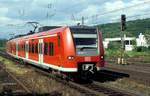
[0,56,84,96]
[0,47,5,51]
[126,51,150,58]
[0,56,32,75]
[104,78,150,96]
[105,49,150,61]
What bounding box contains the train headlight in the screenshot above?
[101,55,104,59]
[67,56,74,60]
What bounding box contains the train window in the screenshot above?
[26,44,29,52]
[20,44,21,51]
[39,43,41,54]
[29,44,30,53]
[25,44,27,52]
[32,44,34,53]
[29,44,31,53]
[22,44,23,51]
[18,44,19,51]
[24,44,26,51]
[38,43,40,54]
[49,42,54,56]
[39,43,42,54]
[30,44,32,53]
[20,44,22,51]
[19,44,20,51]
[22,44,24,51]
[23,44,24,51]
[35,44,38,53]
[58,35,60,47]
[44,43,48,55]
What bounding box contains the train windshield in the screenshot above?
[71,27,99,56]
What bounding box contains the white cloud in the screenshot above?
[0,0,150,38]
[105,0,125,11]
[0,7,8,16]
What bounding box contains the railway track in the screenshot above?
[29,64,136,96]
[0,61,31,96]
[105,66,150,86]
[107,60,150,67]
[0,51,137,96]
[83,81,136,96]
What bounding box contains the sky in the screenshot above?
[0,0,150,39]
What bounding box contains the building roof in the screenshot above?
[105,37,135,41]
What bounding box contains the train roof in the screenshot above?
[9,26,67,41]
[9,26,97,41]
[38,26,96,32]
[38,26,97,34]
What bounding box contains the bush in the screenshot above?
[148,46,150,51]
[135,46,149,52]
[108,42,121,50]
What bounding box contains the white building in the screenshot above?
[136,33,148,47]
[103,33,148,51]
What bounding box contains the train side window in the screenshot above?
[44,43,48,55]
[24,44,26,51]
[29,44,31,53]
[26,44,29,52]
[21,44,22,51]
[23,44,24,51]
[49,42,54,56]
[35,43,38,53]
[58,35,60,47]
[30,44,32,53]
[32,44,34,53]
[25,44,27,52]
[19,44,20,51]
[22,44,23,51]
[38,43,40,54]
[18,44,19,51]
[39,43,41,54]
[22,44,24,51]
[39,43,42,54]
[40,43,42,54]
[20,44,21,51]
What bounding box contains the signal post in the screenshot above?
[118,14,127,65]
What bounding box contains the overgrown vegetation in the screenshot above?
[98,18,150,40]
[0,39,7,50]
[105,78,150,96]
[98,18,150,59]
[0,56,82,96]
[105,48,150,60]
[105,40,150,60]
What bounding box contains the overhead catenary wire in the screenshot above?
[89,12,150,26]
[76,0,150,21]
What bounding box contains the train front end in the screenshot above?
[63,26,105,80]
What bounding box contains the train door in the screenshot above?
[16,42,18,57]
[25,41,29,59]
[39,39,43,64]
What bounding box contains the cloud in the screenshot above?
[0,0,150,39]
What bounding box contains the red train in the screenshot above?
[6,26,105,80]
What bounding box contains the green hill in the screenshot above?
[97,18,150,38]
[0,39,7,50]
